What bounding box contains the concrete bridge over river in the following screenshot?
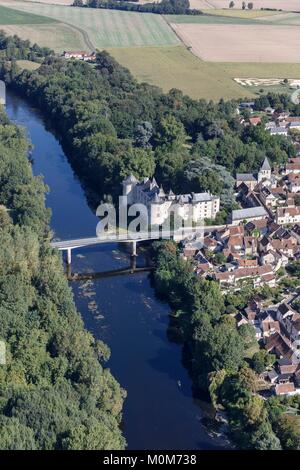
[50,224,227,265]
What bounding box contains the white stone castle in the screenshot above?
[122,175,220,226]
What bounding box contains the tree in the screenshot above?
[153,115,187,153]
[242,1,246,9]
[251,350,275,374]
[248,2,254,9]
[229,1,234,7]
[275,414,300,450]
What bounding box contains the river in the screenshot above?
[6,90,229,450]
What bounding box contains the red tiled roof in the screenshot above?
[275,383,295,395]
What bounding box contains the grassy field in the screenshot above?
[16,59,41,70]
[108,46,253,100]
[258,12,300,25]
[202,8,282,18]
[220,62,300,79]
[0,4,55,24]
[1,23,86,52]
[1,2,179,47]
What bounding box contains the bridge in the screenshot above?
[50,224,227,265]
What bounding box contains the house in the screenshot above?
[63,51,96,62]
[269,126,288,137]
[63,50,87,59]
[284,162,300,175]
[275,382,296,396]
[276,206,300,225]
[287,173,300,192]
[231,206,268,226]
[249,116,262,126]
[214,264,275,289]
[276,358,297,375]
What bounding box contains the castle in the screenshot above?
[122,175,220,226]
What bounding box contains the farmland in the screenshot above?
[0,4,55,24]
[0,23,86,52]
[189,0,300,11]
[2,1,300,101]
[0,2,179,47]
[108,45,253,100]
[170,23,300,62]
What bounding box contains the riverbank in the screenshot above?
[5,89,231,449]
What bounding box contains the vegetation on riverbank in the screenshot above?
[151,241,300,450]
[0,109,125,449]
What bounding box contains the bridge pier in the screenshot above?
[66,248,72,266]
[131,240,137,257]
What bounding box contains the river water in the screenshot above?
[6,90,229,450]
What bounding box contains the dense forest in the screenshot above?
[73,0,202,15]
[0,32,297,221]
[152,241,300,450]
[0,109,125,449]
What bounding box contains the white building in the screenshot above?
[122,175,220,226]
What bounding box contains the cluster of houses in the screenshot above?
[236,300,300,396]
[62,50,97,62]
[239,103,300,137]
[178,153,300,396]
[181,156,300,289]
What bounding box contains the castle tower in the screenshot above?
[122,174,138,205]
[258,157,271,183]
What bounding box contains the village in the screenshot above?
[176,105,300,400]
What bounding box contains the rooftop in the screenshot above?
[232,206,267,221]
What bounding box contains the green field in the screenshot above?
[1,23,86,52]
[0,4,55,24]
[219,62,300,79]
[2,2,179,47]
[108,46,253,100]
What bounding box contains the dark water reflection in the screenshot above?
[6,90,230,450]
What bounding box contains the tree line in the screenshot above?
[0,109,125,449]
[73,0,202,15]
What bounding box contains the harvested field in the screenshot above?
[0,23,86,52]
[190,0,300,11]
[171,24,300,62]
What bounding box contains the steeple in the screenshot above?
[258,157,271,183]
[261,157,271,172]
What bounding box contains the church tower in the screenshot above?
[258,157,271,183]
